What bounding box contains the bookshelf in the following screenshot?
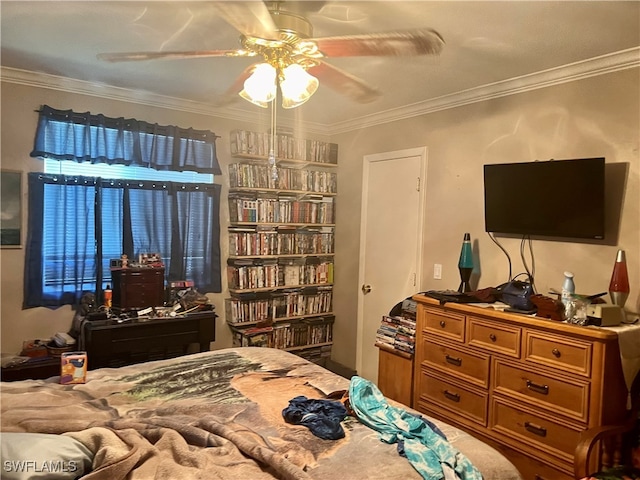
[226,129,338,365]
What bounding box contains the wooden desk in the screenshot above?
[82,310,217,369]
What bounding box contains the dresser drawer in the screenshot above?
[493,359,589,422]
[422,338,490,388]
[491,398,582,462]
[423,307,465,342]
[524,330,592,377]
[467,316,521,357]
[418,369,488,426]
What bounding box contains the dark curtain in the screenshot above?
[30,105,221,174]
[24,173,221,309]
[169,184,221,293]
[24,175,99,308]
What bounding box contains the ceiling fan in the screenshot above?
[97,1,445,109]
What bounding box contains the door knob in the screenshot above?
[362,284,372,294]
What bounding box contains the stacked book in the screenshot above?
[375,314,416,356]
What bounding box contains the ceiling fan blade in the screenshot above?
[97,50,256,62]
[309,28,445,57]
[213,64,258,107]
[213,1,278,40]
[309,61,381,104]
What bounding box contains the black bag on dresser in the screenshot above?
[498,273,535,311]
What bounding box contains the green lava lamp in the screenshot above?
[458,233,473,293]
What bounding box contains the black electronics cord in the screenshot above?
[488,232,512,282]
[520,235,537,293]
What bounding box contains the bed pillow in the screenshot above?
[1,432,93,480]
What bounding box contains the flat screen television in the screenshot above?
[483,157,605,239]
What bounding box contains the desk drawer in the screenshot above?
[422,338,490,388]
[493,360,589,422]
[491,398,582,461]
[418,370,488,426]
[524,330,592,377]
[423,307,465,342]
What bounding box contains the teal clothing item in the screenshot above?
[348,376,483,480]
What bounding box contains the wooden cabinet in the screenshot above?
[225,129,338,364]
[412,294,628,480]
[111,267,165,310]
[377,346,414,407]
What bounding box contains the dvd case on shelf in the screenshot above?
[227,129,338,364]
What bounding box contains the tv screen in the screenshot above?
[483,158,605,239]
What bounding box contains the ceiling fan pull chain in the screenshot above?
[269,95,279,183]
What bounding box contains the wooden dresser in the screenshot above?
[412,294,628,480]
[111,267,165,310]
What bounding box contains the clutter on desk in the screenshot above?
[11,274,216,368]
[20,339,49,358]
[62,277,215,355]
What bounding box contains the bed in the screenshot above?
[0,347,522,479]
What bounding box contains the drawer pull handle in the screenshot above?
[445,354,462,367]
[439,320,446,328]
[526,380,549,395]
[489,333,497,342]
[524,421,547,437]
[534,476,549,480]
[552,348,561,358]
[443,390,460,402]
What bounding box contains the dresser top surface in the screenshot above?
[413,294,627,341]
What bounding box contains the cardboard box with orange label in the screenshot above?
[60,351,87,385]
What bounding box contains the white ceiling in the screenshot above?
[1,1,639,133]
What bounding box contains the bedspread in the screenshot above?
[0,347,522,479]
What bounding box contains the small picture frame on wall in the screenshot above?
[1,170,22,248]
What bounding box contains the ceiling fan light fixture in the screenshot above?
[279,63,319,109]
[239,63,277,108]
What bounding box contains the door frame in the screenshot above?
[355,146,428,376]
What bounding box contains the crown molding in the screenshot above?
[0,67,332,136]
[331,47,640,134]
[2,47,638,136]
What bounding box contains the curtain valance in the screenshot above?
[34,173,220,193]
[30,105,221,175]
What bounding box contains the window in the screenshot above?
[24,106,222,309]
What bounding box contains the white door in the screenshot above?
[356,147,427,383]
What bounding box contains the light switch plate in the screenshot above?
[433,263,442,280]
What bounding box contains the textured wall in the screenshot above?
[330,68,639,370]
[2,69,638,368]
